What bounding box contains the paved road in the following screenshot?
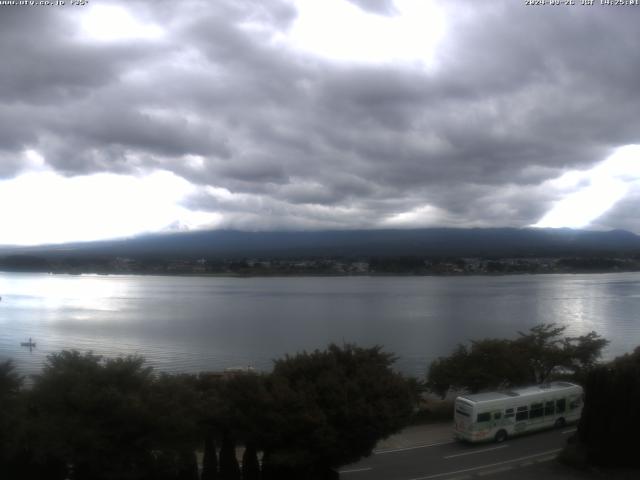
[340,426,577,480]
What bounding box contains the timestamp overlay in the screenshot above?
[525,0,640,6]
[0,0,89,7]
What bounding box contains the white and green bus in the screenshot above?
[453,381,583,443]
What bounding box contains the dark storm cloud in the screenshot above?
[2,0,640,231]
[0,8,160,104]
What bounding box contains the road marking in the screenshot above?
[408,448,563,480]
[339,467,373,474]
[561,428,577,435]
[375,441,455,455]
[443,444,508,459]
[477,465,513,476]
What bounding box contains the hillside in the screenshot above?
[2,227,640,260]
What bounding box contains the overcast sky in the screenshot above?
[1,0,640,245]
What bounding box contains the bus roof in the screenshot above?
[457,382,581,404]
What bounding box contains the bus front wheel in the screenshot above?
[555,418,566,428]
[494,430,508,443]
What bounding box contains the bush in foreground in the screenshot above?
[258,344,415,478]
[570,346,640,468]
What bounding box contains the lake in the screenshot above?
[1,272,639,378]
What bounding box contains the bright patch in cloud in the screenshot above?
[80,5,164,42]
[533,178,628,229]
[533,145,640,229]
[382,204,453,227]
[24,149,46,169]
[0,168,219,246]
[283,0,446,66]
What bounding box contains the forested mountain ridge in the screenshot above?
[2,227,640,260]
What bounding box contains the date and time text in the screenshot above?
[525,0,639,6]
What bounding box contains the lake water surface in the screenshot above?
[1,272,639,378]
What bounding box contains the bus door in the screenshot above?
[514,406,529,433]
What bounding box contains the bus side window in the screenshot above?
[477,412,491,423]
[515,406,529,421]
[544,401,554,416]
[569,398,581,410]
[530,403,544,419]
[493,412,502,420]
[556,399,566,413]
[505,408,514,418]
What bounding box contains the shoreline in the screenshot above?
[2,269,640,278]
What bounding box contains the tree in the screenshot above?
[427,345,467,398]
[201,433,218,480]
[207,372,272,444]
[427,324,608,397]
[0,360,22,396]
[25,351,209,480]
[561,331,609,382]
[176,450,199,480]
[241,443,260,480]
[514,323,568,383]
[139,372,203,480]
[218,431,241,480]
[145,373,202,453]
[260,344,414,478]
[574,346,640,467]
[28,351,157,480]
[0,360,27,478]
[199,372,269,479]
[516,324,608,383]
[427,340,529,397]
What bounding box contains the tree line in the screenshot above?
[1,324,638,478]
[0,344,415,480]
[426,324,609,397]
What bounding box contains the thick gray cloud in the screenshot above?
[2,0,640,233]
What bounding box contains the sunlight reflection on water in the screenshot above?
[1,272,639,378]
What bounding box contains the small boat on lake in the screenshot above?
[20,337,36,348]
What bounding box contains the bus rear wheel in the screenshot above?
[494,430,508,443]
[555,418,566,428]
